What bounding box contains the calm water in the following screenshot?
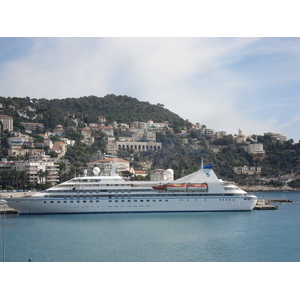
[1,191,300,262]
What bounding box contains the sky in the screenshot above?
[1,3,300,142]
[1,0,299,293]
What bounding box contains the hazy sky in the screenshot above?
[1,37,300,141]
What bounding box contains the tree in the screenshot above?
[37,169,46,184]
[49,151,58,158]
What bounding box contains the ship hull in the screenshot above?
[7,195,257,214]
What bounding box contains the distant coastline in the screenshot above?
[240,186,300,192]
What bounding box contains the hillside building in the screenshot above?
[116,141,162,153]
[21,122,44,132]
[0,115,13,131]
[247,143,265,160]
[52,141,67,158]
[233,165,262,175]
[150,169,174,181]
[0,159,15,171]
[87,157,130,176]
[98,116,106,123]
[8,136,30,148]
[202,128,214,138]
[8,147,28,157]
[132,170,148,177]
[235,129,246,143]
[53,125,65,137]
[265,132,287,142]
[15,160,60,185]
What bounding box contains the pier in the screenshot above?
[253,198,289,210]
[0,203,18,214]
[267,199,293,203]
[253,204,278,210]
[0,191,34,214]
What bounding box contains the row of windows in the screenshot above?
[46,189,151,193]
[109,199,168,203]
[46,200,101,204]
[44,192,241,198]
[44,199,169,204]
[43,198,252,204]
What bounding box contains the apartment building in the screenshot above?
[233,165,262,175]
[21,122,44,132]
[0,115,13,131]
[15,160,59,185]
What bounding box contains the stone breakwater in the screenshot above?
[1,192,35,214]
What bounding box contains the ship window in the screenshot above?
[121,200,124,202]
[64,201,67,203]
[115,200,118,202]
[165,200,168,202]
[50,201,54,203]
[128,200,131,202]
[96,200,99,203]
[70,201,73,203]
[146,200,150,202]
[134,200,137,202]
[77,200,80,203]
[83,200,86,203]
[140,200,143,202]
[159,200,162,202]
[109,200,112,202]
[153,200,156,202]
[44,201,46,203]
[89,200,93,203]
[57,201,60,203]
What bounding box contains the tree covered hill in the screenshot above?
[0,94,190,130]
[2,94,300,189]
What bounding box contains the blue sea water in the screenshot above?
[1,191,300,262]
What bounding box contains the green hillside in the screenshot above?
[1,94,300,189]
[0,94,190,131]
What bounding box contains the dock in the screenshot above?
[0,191,35,215]
[253,198,288,210]
[253,204,278,210]
[267,199,293,203]
[0,204,18,214]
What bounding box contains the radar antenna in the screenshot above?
[93,167,100,176]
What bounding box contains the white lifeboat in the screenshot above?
[167,183,186,191]
[187,183,208,191]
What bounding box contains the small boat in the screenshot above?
[167,183,187,191]
[152,184,167,190]
[187,183,208,191]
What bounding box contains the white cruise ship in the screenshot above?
[5,164,257,214]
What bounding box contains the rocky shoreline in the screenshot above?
[240,186,300,192]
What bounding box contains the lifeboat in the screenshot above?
[167,183,187,191]
[187,183,207,191]
[152,184,167,190]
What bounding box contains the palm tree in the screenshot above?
[37,169,46,184]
